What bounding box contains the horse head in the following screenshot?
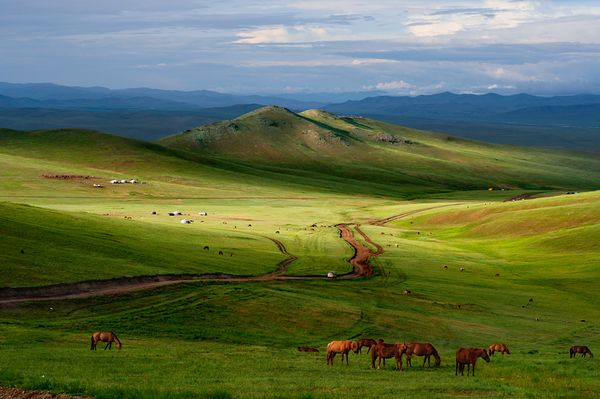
[351,341,359,353]
[481,349,490,362]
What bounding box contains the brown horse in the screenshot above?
[297,346,319,353]
[326,340,359,365]
[455,347,490,376]
[371,339,407,370]
[357,338,377,354]
[488,343,510,355]
[570,346,593,358]
[91,331,122,351]
[405,342,441,368]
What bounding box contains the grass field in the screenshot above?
[0,118,599,398]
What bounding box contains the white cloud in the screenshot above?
[364,80,415,91]
[235,25,330,44]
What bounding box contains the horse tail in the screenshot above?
[570,347,574,358]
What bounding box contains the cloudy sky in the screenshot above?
[2,0,600,95]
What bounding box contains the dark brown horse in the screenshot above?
[91,331,122,351]
[488,343,510,355]
[455,347,490,376]
[570,346,593,358]
[297,346,319,353]
[326,340,359,365]
[371,339,407,370]
[405,342,441,367]
[356,338,377,354]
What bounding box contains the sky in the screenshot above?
[1,0,600,96]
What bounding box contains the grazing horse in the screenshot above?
[356,338,377,354]
[91,331,122,351]
[371,339,406,370]
[297,346,319,353]
[326,340,359,366]
[488,343,511,355]
[455,348,490,376]
[405,342,441,368]
[570,346,593,358]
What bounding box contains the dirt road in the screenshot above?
[0,208,440,304]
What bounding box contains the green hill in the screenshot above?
[160,106,600,197]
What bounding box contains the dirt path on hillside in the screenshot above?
[0,208,442,304]
[0,387,91,399]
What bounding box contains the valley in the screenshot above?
[0,108,599,398]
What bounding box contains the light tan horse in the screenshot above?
[326,340,359,365]
[455,347,490,376]
[488,343,510,355]
[91,331,122,351]
[405,342,441,367]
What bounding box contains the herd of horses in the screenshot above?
[326,339,593,376]
[89,331,593,376]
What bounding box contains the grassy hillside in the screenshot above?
[160,106,600,197]
[0,193,598,398]
[1,118,599,398]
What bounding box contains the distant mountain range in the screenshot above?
[1,82,599,149]
[324,92,600,127]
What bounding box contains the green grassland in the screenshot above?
[0,112,599,398]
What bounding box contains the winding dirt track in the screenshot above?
[0,206,452,304]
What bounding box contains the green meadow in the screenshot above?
[0,110,599,398]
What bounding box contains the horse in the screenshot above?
[405,342,441,368]
[570,346,593,358]
[455,347,490,376]
[371,339,406,370]
[488,343,510,355]
[297,346,319,353]
[356,338,377,354]
[326,340,359,366]
[91,331,122,351]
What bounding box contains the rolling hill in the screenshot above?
[160,106,600,197]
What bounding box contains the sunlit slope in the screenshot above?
[388,191,600,293]
[160,106,600,196]
[0,202,286,287]
[1,127,396,200]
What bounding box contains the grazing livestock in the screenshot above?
[297,346,319,353]
[91,331,122,351]
[327,271,337,279]
[459,267,465,272]
[198,212,208,216]
[488,343,510,355]
[402,289,412,295]
[495,273,500,277]
[405,343,441,368]
[326,340,359,366]
[443,265,448,269]
[356,338,377,354]
[455,348,490,376]
[570,346,593,358]
[180,219,192,224]
[203,246,209,251]
[20,249,25,254]
[218,251,224,256]
[371,339,406,370]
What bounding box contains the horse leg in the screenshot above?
[472,362,476,377]
[104,342,110,350]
